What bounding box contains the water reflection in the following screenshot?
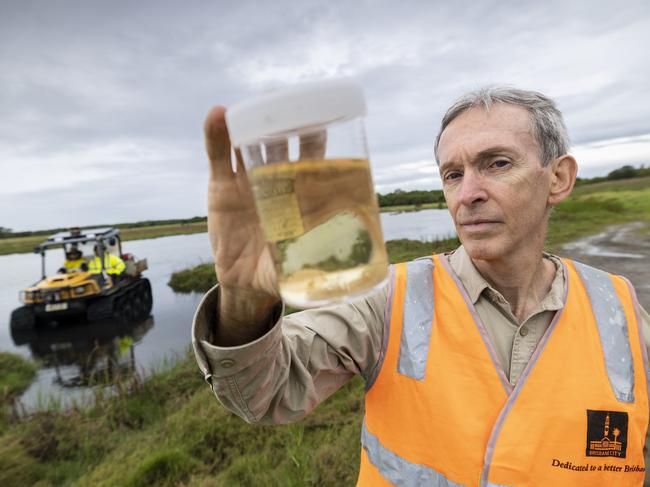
[11,316,154,389]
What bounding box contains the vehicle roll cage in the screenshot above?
[34,227,124,279]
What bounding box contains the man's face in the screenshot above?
[437,104,552,261]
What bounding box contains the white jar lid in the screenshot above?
[225,78,366,146]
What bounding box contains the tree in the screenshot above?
[607,165,637,180]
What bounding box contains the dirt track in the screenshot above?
[560,221,650,311]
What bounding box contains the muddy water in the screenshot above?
[561,222,650,311]
[0,209,456,410]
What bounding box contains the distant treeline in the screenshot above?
[575,164,650,186]
[376,165,650,204]
[3,164,649,238]
[0,216,207,239]
[377,189,445,207]
[116,216,206,229]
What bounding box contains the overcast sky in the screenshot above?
[1,0,649,231]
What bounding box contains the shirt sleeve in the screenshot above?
[191,275,390,424]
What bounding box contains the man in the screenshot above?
[88,244,126,281]
[192,87,650,486]
[59,246,85,273]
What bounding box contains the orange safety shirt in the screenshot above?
[358,254,649,486]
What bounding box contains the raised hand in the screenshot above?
[204,106,279,344]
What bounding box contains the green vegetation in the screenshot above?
[0,217,207,239]
[377,188,445,208]
[575,164,650,186]
[168,263,217,293]
[0,221,208,256]
[0,353,37,436]
[0,353,37,405]
[384,238,458,263]
[0,350,364,486]
[547,176,650,252]
[380,201,447,212]
[376,164,650,208]
[0,234,52,256]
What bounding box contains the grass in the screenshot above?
[385,238,459,263]
[168,263,219,293]
[380,202,447,212]
[546,177,650,253]
[0,234,46,256]
[0,353,37,436]
[0,350,365,487]
[118,222,207,241]
[0,222,208,256]
[0,353,37,403]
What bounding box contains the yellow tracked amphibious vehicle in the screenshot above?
[10,227,152,332]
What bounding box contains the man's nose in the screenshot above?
[458,171,488,207]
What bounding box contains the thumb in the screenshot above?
[204,105,234,181]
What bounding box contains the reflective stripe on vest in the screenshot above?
[361,421,464,487]
[573,261,634,403]
[398,257,435,380]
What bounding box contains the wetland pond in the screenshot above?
[0,209,455,409]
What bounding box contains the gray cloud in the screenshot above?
[1,0,650,230]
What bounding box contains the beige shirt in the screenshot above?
[192,247,650,479]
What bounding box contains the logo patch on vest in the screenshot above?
[586,410,628,458]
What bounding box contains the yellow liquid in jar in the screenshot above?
[249,158,388,307]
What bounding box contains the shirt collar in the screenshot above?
[447,245,565,311]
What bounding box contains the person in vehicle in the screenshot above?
[88,244,126,282]
[58,246,86,273]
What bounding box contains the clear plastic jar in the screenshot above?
[226,78,388,308]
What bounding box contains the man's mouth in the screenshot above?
[459,219,501,231]
[459,219,499,226]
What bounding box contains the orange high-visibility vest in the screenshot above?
[359,254,649,486]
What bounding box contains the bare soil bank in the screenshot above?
[560,221,650,310]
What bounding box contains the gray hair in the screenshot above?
[434,86,570,166]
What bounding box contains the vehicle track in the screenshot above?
[560,221,650,310]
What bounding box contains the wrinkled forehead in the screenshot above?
[437,104,539,164]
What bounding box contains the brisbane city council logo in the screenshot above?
[586,410,628,458]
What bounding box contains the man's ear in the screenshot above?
[548,154,578,206]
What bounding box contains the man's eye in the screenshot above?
[492,159,510,168]
[445,172,462,181]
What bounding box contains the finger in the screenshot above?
[204,105,234,181]
[299,129,327,159]
[265,139,289,163]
